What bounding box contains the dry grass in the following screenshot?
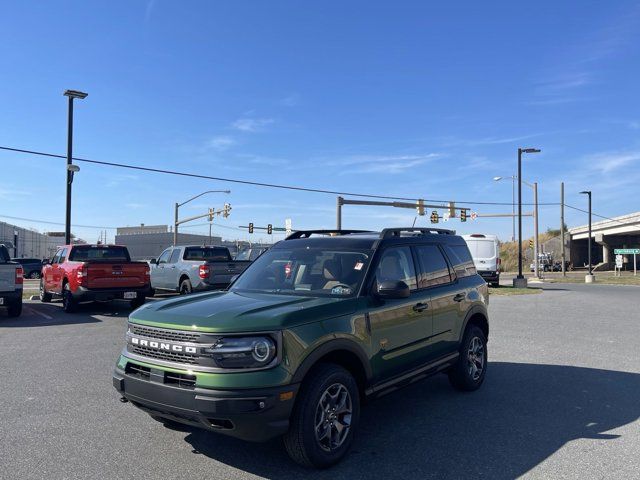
[499,232,555,272]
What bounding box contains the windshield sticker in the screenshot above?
[331,285,352,295]
[354,262,364,271]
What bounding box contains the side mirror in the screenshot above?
[42,259,50,265]
[149,258,157,265]
[376,280,410,299]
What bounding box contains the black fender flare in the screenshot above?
[459,304,489,342]
[291,338,373,384]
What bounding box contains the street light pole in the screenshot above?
[533,182,540,279]
[580,190,594,283]
[63,89,88,245]
[493,175,516,242]
[174,190,231,245]
[514,147,541,288]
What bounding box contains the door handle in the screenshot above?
[413,302,429,313]
[453,293,466,302]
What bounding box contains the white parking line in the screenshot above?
[25,306,53,320]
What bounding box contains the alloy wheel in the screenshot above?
[467,336,485,381]
[314,383,353,452]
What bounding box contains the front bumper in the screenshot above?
[73,286,150,302]
[113,362,298,442]
[0,289,21,306]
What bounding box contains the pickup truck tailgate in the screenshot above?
[85,263,148,289]
[0,265,16,291]
[207,261,250,285]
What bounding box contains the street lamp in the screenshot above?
[514,147,541,288]
[174,190,231,245]
[63,89,88,245]
[579,190,594,283]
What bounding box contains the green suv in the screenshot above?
[113,228,489,468]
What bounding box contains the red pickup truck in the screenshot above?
[40,244,150,312]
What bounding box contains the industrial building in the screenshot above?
[0,221,70,259]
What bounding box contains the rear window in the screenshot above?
[444,244,477,278]
[183,247,231,262]
[69,246,131,262]
[466,240,496,259]
[0,245,9,263]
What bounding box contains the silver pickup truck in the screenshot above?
[149,245,251,295]
[0,245,23,317]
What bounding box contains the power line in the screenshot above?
[2,145,638,228]
[0,145,558,206]
[0,214,118,230]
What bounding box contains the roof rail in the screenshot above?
[285,230,373,240]
[379,227,455,239]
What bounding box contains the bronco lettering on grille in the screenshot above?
[130,336,197,354]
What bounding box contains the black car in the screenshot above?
[11,258,44,279]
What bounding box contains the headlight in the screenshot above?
[203,336,276,369]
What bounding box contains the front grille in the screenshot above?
[130,344,199,365]
[125,363,151,379]
[129,324,201,343]
[165,371,197,389]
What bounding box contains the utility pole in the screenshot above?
[173,202,179,246]
[561,182,566,277]
[516,149,524,286]
[580,190,594,283]
[533,182,539,279]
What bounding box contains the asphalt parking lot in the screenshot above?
[1,283,639,480]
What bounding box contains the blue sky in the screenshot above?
[1,0,640,243]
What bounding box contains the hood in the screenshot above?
[130,290,357,333]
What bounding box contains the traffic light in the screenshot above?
[430,211,439,224]
[416,199,425,216]
[223,203,231,218]
[208,207,214,222]
[529,239,534,249]
[267,224,273,235]
[248,222,254,234]
[460,209,467,222]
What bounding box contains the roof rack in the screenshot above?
[379,227,455,239]
[285,230,373,240]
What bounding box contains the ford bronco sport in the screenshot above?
[113,228,489,468]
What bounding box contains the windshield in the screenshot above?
[231,247,371,297]
[184,247,231,262]
[69,246,131,262]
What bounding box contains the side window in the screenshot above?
[375,246,417,291]
[157,249,172,264]
[415,245,452,288]
[169,249,181,263]
[51,251,61,264]
[58,248,68,263]
[444,244,477,278]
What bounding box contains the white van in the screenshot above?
[462,234,500,286]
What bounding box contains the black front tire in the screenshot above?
[179,279,192,295]
[39,279,52,303]
[283,363,360,469]
[7,300,22,317]
[448,325,487,392]
[62,284,77,313]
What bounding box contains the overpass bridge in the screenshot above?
[568,211,640,271]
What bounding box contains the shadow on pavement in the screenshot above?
[183,362,640,479]
[0,300,133,326]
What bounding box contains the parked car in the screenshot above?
[11,257,44,279]
[0,245,23,317]
[114,228,489,467]
[40,244,150,312]
[463,234,500,287]
[234,247,269,261]
[149,245,252,295]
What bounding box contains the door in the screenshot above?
[367,246,433,382]
[414,244,459,358]
[49,248,67,294]
[165,248,182,288]
[153,248,172,289]
[44,251,60,292]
